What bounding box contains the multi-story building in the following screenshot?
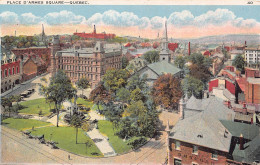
[50,36,122,88]
[167,96,260,165]
[1,46,21,93]
[73,25,116,40]
[245,47,260,64]
[12,47,51,66]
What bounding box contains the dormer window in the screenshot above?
[175,141,181,150]
[96,47,98,51]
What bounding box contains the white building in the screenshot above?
[245,47,260,64]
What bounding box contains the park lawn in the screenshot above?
[30,126,103,157]
[76,98,94,108]
[2,118,52,131]
[19,98,54,116]
[98,120,131,154]
[92,104,104,111]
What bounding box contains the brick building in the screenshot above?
[50,36,122,88]
[12,47,51,66]
[22,53,47,81]
[73,25,116,40]
[1,47,21,93]
[167,96,260,165]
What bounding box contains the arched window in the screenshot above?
[13,67,15,74]
[8,69,11,76]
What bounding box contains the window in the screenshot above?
[192,145,198,154]
[16,67,19,73]
[8,69,11,76]
[175,141,181,150]
[212,151,218,160]
[174,159,182,165]
[12,67,14,74]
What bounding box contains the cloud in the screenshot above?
[86,10,152,29]
[0,8,259,29]
[150,16,165,29]
[20,13,42,25]
[44,10,86,25]
[0,11,19,24]
[168,10,194,26]
[233,17,258,28]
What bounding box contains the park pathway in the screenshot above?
[86,128,117,157]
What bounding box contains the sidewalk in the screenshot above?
[86,128,117,157]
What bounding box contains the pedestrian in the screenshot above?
[68,154,70,160]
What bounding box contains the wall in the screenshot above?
[225,80,235,95]
[209,79,218,92]
[169,139,228,165]
[23,59,37,75]
[245,82,260,104]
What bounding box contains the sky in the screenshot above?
[0,5,260,39]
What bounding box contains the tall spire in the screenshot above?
[165,21,168,41]
[42,24,45,35]
[93,25,96,34]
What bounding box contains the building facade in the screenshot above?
[73,25,116,40]
[51,36,122,88]
[1,46,21,93]
[245,47,260,64]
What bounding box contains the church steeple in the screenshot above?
[159,21,170,62]
[42,24,45,36]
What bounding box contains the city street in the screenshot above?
[1,111,180,164]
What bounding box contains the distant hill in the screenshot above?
[171,34,260,46]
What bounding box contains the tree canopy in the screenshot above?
[152,73,182,110]
[232,54,245,72]
[142,50,159,64]
[39,70,77,127]
[174,56,186,69]
[182,75,204,98]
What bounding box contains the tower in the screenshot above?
[50,35,60,76]
[93,25,96,34]
[40,24,47,47]
[179,97,186,120]
[159,21,170,62]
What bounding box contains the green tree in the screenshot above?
[152,74,182,110]
[89,82,111,112]
[121,56,129,69]
[232,54,245,72]
[116,88,130,103]
[39,70,76,127]
[130,88,144,102]
[1,97,13,117]
[76,77,90,95]
[142,50,159,64]
[174,56,186,69]
[182,75,204,99]
[103,69,129,94]
[126,73,148,92]
[13,95,21,109]
[70,114,82,144]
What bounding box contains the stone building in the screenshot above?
[50,36,122,88]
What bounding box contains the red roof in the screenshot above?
[124,43,131,47]
[153,42,159,49]
[203,50,211,56]
[168,43,178,52]
[73,32,115,39]
[236,77,246,92]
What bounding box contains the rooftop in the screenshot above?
[147,60,181,76]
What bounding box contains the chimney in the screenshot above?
[245,41,247,47]
[188,42,191,56]
[239,134,244,150]
[251,117,253,124]
[179,98,186,120]
[243,102,247,115]
[227,100,231,109]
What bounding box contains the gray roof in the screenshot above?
[186,96,235,121]
[147,60,181,76]
[170,112,232,152]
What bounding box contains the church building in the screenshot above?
[133,21,182,86]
